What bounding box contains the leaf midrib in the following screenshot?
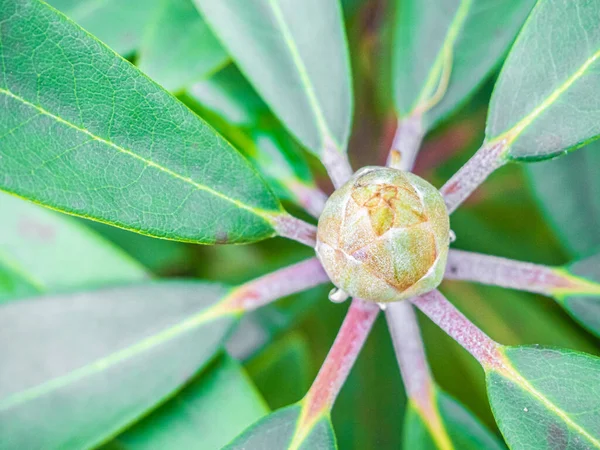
[492,48,600,151]
[0,87,277,222]
[266,0,341,152]
[497,356,600,448]
[0,299,235,410]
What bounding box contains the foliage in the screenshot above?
[1,0,600,449]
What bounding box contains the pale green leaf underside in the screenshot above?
[105,354,269,450]
[48,0,161,56]
[225,404,337,450]
[526,140,600,257]
[487,347,600,449]
[0,0,282,245]
[403,386,505,450]
[0,192,147,303]
[0,282,236,449]
[393,0,534,130]
[558,253,600,338]
[187,65,318,203]
[487,0,600,160]
[137,0,229,92]
[193,0,353,155]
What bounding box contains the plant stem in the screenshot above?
[288,181,328,218]
[411,290,503,370]
[219,257,330,313]
[387,115,424,172]
[385,302,454,450]
[322,137,354,189]
[440,140,506,214]
[273,213,317,247]
[445,249,600,297]
[296,300,379,434]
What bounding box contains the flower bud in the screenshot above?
[316,167,450,303]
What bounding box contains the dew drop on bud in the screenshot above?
[449,229,456,243]
[377,303,387,311]
[328,287,349,304]
[316,166,450,304]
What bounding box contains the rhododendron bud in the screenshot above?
[316,167,450,303]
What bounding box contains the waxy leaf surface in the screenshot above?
[225,404,336,450]
[49,0,160,55]
[393,0,534,129]
[404,386,505,450]
[137,0,229,92]
[487,0,600,160]
[526,141,600,256]
[0,0,282,245]
[106,354,268,450]
[487,346,600,449]
[193,0,353,155]
[0,193,147,303]
[0,282,237,449]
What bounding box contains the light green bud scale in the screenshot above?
[316,167,450,303]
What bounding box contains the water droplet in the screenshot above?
[378,303,387,311]
[449,229,456,243]
[328,288,349,304]
[523,407,529,412]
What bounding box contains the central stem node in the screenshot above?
[316,167,450,303]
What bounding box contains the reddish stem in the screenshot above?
[322,138,354,189]
[440,141,506,214]
[411,290,503,370]
[273,214,318,247]
[219,257,330,313]
[445,249,600,296]
[287,181,328,218]
[301,300,379,422]
[385,301,434,404]
[387,115,424,172]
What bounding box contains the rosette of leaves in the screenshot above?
[1,0,600,449]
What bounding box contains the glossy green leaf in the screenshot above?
[0,0,282,245]
[0,193,147,303]
[526,141,600,257]
[225,404,337,450]
[487,0,600,161]
[106,354,268,450]
[404,385,505,450]
[392,0,534,129]
[48,0,161,55]
[193,0,353,156]
[186,65,321,208]
[487,346,600,449]
[554,253,600,338]
[137,0,229,92]
[0,282,237,449]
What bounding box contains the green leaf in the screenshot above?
[554,253,600,338]
[225,404,337,450]
[526,141,600,257]
[0,282,237,449]
[404,385,505,450]
[0,0,283,245]
[48,0,161,55]
[0,193,147,303]
[487,346,600,449]
[246,332,311,410]
[193,0,353,156]
[137,0,229,92]
[106,354,268,450]
[392,0,534,129]
[487,0,600,161]
[186,65,320,207]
